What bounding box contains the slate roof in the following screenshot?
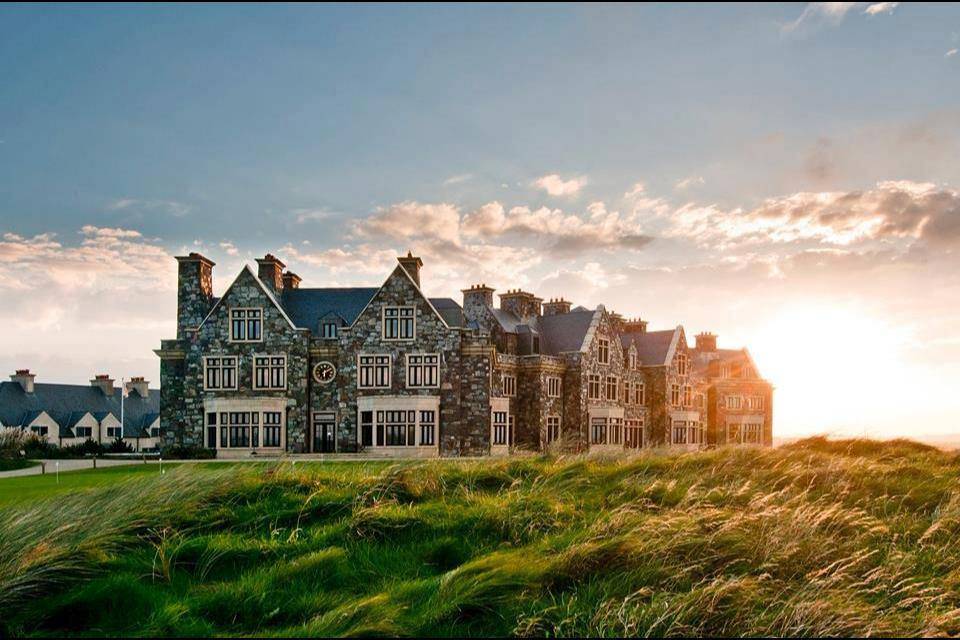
[536,309,598,355]
[692,347,753,376]
[429,298,465,328]
[621,329,677,366]
[0,381,160,439]
[278,288,464,330]
[280,288,379,329]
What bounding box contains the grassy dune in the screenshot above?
[1,438,959,637]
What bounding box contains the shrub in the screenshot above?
[160,445,217,460]
[104,438,133,454]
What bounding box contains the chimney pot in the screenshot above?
[126,377,150,398]
[397,252,424,287]
[256,254,286,293]
[10,369,35,393]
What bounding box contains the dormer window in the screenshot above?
[532,336,540,354]
[383,306,415,341]
[598,338,610,365]
[321,322,338,339]
[629,349,637,370]
[230,308,262,342]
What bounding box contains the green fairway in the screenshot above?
[2,439,959,637]
[0,463,185,507]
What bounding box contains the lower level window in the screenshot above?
[743,423,762,444]
[492,411,509,445]
[609,417,623,445]
[30,425,48,437]
[263,412,282,447]
[672,421,688,444]
[590,417,607,445]
[545,415,561,444]
[625,420,644,449]
[380,410,416,446]
[107,427,121,439]
[420,410,436,446]
[76,426,92,438]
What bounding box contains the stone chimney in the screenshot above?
[10,369,35,394]
[609,311,625,333]
[282,271,302,290]
[695,332,717,352]
[398,252,423,288]
[91,374,115,396]
[622,318,648,334]
[256,254,286,293]
[126,376,149,398]
[175,253,215,340]
[499,289,542,321]
[542,297,572,316]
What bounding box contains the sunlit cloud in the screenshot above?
[864,2,899,15]
[532,173,587,197]
[674,176,705,190]
[106,198,191,217]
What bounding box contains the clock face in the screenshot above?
[313,361,336,384]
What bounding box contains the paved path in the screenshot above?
[0,453,490,479]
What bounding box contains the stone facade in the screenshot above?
[157,252,773,456]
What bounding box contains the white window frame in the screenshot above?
[203,356,239,391]
[598,337,610,365]
[726,395,743,410]
[683,385,692,407]
[628,349,637,370]
[546,376,561,398]
[625,418,644,449]
[503,374,517,398]
[76,426,93,439]
[253,354,287,390]
[106,426,122,439]
[676,353,688,376]
[590,417,607,445]
[605,375,619,402]
[587,374,601,400]
[635,382,645,405]
[229,308,263,343]
[406,353,440,389]
[321,321,338,339]
[492,410,510,445]
[671,420,688,444]
[545,415,561,444]
[382,306,416,341]
[358,354,391,389]
[670,383,681,407]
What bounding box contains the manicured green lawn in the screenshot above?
[0,463,183,507]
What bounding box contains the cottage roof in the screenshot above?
[0,381,160,439]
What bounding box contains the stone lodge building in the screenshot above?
[155,252,772,456]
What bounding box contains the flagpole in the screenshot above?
[120,377,125,442]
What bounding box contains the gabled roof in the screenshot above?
[623,329,678,366]
[537,309,598,355]
[429,297,465,328]
[0,381,160,439]
[348,264,453,332]
[692,346,763,378]
[198,265,299,333]
[280,287,378,328]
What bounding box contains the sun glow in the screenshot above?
[748,303,918,439]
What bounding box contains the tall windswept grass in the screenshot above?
[1,439,958,637]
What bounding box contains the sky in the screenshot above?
[1,3,959,442]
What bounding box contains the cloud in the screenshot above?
[357,201,462,244]
[783,2,860,34]
[353,199,655,258]
[107,198,191,217]
[0,225,177,384]
[291,208,334,224]
[864,2,899,15]
[219,241,239,256]
[443,173,473,185]
[532,174,587,197]
[674,176,705,190]
[662,180,960,253]
[947,49,958,58]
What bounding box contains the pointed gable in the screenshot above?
[198,265,298,333]
[349,264,451,332]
